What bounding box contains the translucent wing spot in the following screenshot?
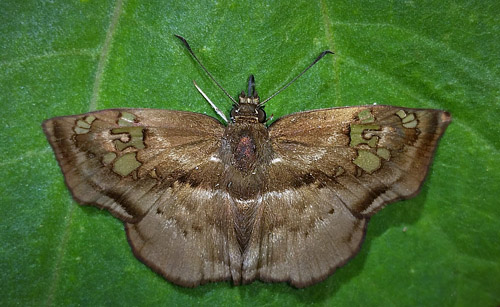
[112,152,142,177]
[112,127,145,150]
[358,109,375,123]
[350,124,381,147]
[96,112,146,178]
[353,150,381,173]
[118,112,137,126]
[376,148,390,160]
[74,116,96,134]
[396,110,418,128]
[102,152,117,165]
[349,109,393,174]
[396,110,406,118]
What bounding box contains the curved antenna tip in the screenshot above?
[175,35,237,104]
[259,50,334,105]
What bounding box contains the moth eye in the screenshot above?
[257,109,266,123]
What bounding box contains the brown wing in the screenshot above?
[43,108,238,286]
[243,105,451,287]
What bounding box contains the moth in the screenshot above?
[43,36,451,288]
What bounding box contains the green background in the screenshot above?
[1,0,499,306]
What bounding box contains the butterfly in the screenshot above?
[42,36,451,288]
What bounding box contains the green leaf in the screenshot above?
[1,0,498,305]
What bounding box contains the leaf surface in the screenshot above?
[1,0,498,305]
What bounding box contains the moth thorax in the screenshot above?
[234,134,257,172]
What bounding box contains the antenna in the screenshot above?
[193,80,228,123]
[175,35,334,106]
[259,50,334,105]
[175,35,237,104]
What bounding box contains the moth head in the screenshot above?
[230,75,266,123]
[174,35,334,126]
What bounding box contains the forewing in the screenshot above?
[43,109,236,286]
[246,105,451,287]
